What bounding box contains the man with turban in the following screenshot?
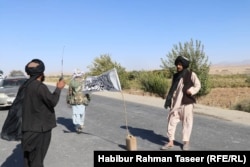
[67,68,87,133]
[161,55,201,151]
[21,59,65,167]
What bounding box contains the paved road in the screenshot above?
[0,85,250,167]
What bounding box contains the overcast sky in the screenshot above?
[1,0,249,75]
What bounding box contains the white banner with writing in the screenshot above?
[84,68,122,92]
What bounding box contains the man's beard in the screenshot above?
[41,75,45,82]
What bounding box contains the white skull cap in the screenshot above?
[73,68,84,77]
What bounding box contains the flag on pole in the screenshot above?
[84,68,134,145]
[84,68,122,92]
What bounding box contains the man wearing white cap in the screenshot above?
[67,68,86,133]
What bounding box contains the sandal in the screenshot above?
[160,144,174,150]
[182,143,190,151]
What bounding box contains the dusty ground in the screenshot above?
[46,82,250,125]
[124,87,250,110]
[48,64,250,110]
[197,87,250,109]
[125,64,250,110]
[47,81,249,110]
[203,64,250,109]
[209,64,250,75]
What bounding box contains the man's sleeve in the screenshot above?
[38,84,61,108]
[188,72,201,95]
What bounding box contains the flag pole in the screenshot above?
[113,68,130,135]
[120,91,130,135]
[116,74,137,151]
[59,45,65,81]
[84,67,137,150]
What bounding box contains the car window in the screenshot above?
[2,78,27,87]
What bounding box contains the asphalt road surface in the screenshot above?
[0,85,250,167]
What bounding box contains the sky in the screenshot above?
[0,0,250,76]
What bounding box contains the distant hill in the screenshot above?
[212,59,250,66]
[210,60,250,75]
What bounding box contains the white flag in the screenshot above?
[84,68,122,92]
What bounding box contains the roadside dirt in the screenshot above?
[124,87,250,110]
[197,87,250,109]
[45,82,250,126]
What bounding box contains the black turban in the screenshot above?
[174,56,190,69]
[25,59,45,77]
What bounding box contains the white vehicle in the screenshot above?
[0,76,27,108]
[0,70,4,86]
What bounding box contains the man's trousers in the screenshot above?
[22,130,52,167]
[167,104,194,141]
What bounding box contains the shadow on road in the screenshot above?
[57,117,93,135]
[1,143,23,167]
[57,117,76,133]
[57,117,128,150]
[120,125,182,148]
[57,117,184,150]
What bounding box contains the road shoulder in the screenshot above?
[45,82,250,126]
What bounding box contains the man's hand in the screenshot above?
[186,89,192,95]
[57,79,66,89]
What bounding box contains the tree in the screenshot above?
[160,39,211,96]
[9,70,25,77]
[87,54,129,89]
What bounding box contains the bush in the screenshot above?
[160,39,211,97]
[232,99,250,113]
[118,71,130,89]
[9,70,25,77]
[246,76,250,87]
[210,74,249,88]
[139,72,169,98]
